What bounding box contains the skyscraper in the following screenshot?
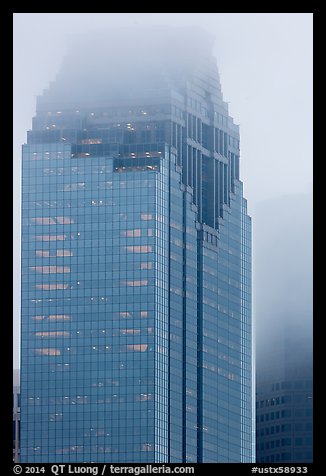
[20,27,253,463]
[256,340,313,463]
[255,194,313,463]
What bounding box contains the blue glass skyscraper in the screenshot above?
[20,27,253,463]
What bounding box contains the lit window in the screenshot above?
[125,280,148,287]
[36,235,66,242]
[35,284,69,290]
[35,250,50,258]
[30,266,71,274]
[35,331,69,338]
[136,393,152,401]
[48,315,71,321]
[56,250,73,257]
[35,348,61,356]
[127,344,148,352]
[32,217,56,225]
[119,312,132,318]
[141,214,152,220]
[120,329,141,335]
[140,262,152,269]
[126,246,152,253]
[141,443,152,451]
[81,138,102,144]
[56,216,74,224]
[140,311,148,318]
[121,229,141,237]
[32,316,44,321]
[63,183,85,191]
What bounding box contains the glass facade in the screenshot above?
[256,359,313,463]
[20,28,253,462]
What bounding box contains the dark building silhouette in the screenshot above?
[255,194,313,463]
[20,27,253,462]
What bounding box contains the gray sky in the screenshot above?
[13,13,313,369]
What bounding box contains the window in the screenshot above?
[35,250,50,258]
[35,331,69,338]
[125,246,152,253]
[121,229,141,237]
[281,438,292,446]
[32,314,71,321]
[35,284,69,290]
[31,217,56,225]
[56,250,73,257]
[35,348,61,356]
[141,443,152,451]
[48,315,71,321]
[136,394,152,401]
[125,280,148,287]
[120,329,141,336]
[119,312,132,319]
[30,266,71,274]
[56,216,74,224]
[140,262,152,269]
[31,216,74,225]
[36,235,66,241]
[126,344,148,352]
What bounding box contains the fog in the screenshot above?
[36,26,217,109]
[254,190,313,376]
[13,13,313,369]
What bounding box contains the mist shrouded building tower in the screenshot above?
[20,27,253,463]
[255,195,313,463]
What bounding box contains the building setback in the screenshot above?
[20,27,253,463]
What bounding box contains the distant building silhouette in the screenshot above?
[255,194,312,463]
[256,332,312,462]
